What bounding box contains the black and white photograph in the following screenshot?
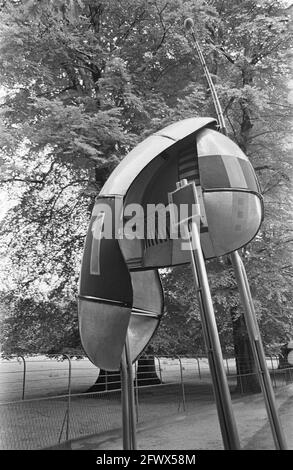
[0,0,292,460]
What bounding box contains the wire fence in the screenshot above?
[0,354,292,450]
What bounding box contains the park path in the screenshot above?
[63,384,293,451]
[1,356,291,451]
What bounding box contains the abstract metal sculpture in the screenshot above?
[78,19,286,450]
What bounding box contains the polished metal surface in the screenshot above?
[78,117,264,371]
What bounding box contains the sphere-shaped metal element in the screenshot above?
[78,117,263,370]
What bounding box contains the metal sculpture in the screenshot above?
[78,18,286,450]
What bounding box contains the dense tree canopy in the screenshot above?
[0,0,292,360]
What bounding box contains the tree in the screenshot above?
[0,295,80,356]
[0,1,292,396]
[0,0,212,298]
[0,0,214,385]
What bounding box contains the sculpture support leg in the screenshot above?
[230,250,287,450]
[121,334,137,450]
[187,220,241,450]
[125,335,137,450]
[121,349,131,450]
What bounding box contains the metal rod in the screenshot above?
[186,219,240,449]
[238,254,286,442]
[269,355,277,389]
[177,355,186,412]
[58,408,68,444]
[125,336,137,450]
[19,355,26,401]
[120,350,131,450]
[231,250,287,450]
[63,354,72,441]
[134,361,139,423]
[196,356,201,380]
[226,358,230,376]
[185,19,227,135]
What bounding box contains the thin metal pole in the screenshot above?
[270,355,277,389]
[187,220,241,450]
[239,374,244,395]
[57,355,72,444]
[226,358,230,376]
[177,356,186,412]
[134,361,139,423]
[238,253,287,445]
[58,409,68,444]
[125,336,137,450]
[185,20,227,135]
[19,356,26,401]
[196,357,201,380]
[64,354,72,442]
[121,350,131,450]
[231,250,287,450]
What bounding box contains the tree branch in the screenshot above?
[248,129,292,141]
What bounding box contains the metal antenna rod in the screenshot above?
[184,18,227,135]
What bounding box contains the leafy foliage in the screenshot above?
[0,295,80,356]
[0,0,292,359]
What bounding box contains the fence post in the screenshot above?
[225,358,230,376]
[269,355,277,388]
[195,357,201,380]
[239,373,244,395]
[273,355,279,387]
[58,354,72,443]
[176,356,186,412]
[18,356,26,401]
[65,354,72,441]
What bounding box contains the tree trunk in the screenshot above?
[86,355,162,392]
[239,63,254,152]
[231,308,261,394]
[136,356,162,386]
[86,369,121,392]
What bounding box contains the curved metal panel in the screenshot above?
[197,127,247,159]
[154,117,217,141]
[78,300,131,371]
[100,118,216,197]
[79,197,131,303]
[78,117,264,372]
[78,197,133,370]
[203,190,263,258]
[128,269,164,362]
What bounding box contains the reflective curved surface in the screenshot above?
[78,118,263,370]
